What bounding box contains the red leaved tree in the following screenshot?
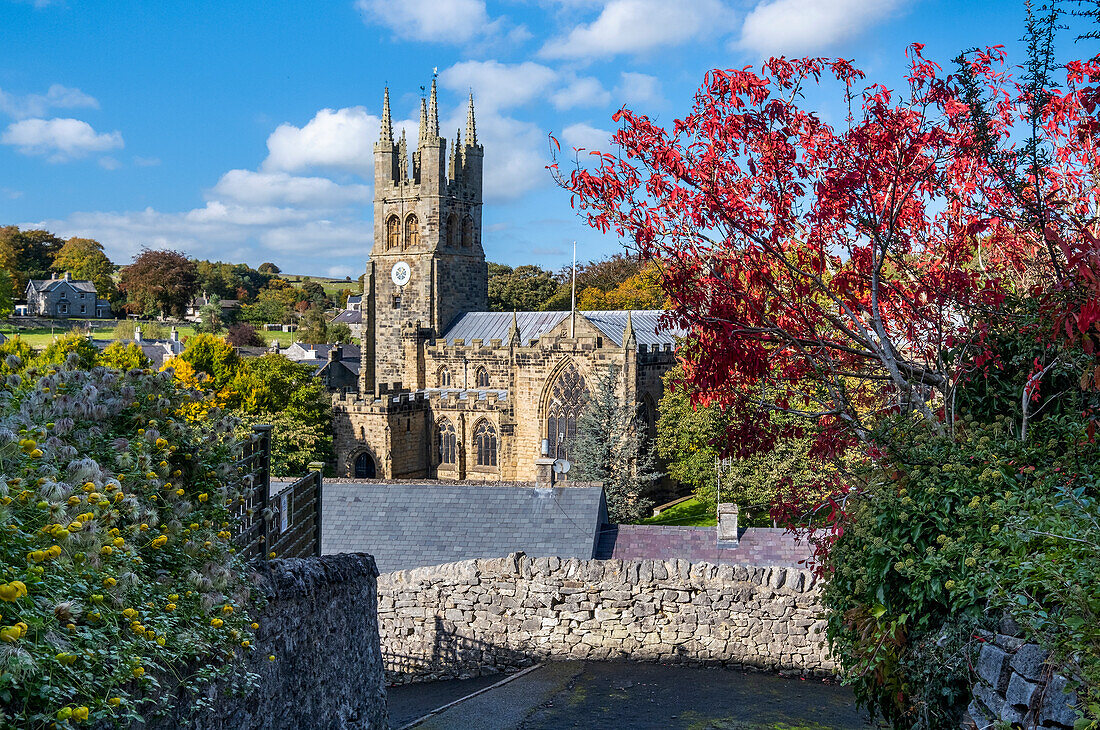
[552,41,1100,542]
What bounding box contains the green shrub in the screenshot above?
[0,354,258,727]
[824,414,1100,728]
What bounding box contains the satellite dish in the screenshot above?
[553,459,571,474]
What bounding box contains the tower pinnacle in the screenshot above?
[465,92,477,147]
[427,77,440,140]
[417,97,427,148]
[380,86,393,145]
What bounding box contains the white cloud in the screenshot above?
[356,0,492,44]
[0,84,98,120]
[738,0,903,56]
[1,117,123,161]
[562,122,612,151]
[263,107,378,175]
[211,169,370,208]
[550,75,610,110]
[133,156,161,167]
[440,61,558,112]
[540,0,731,59]
[613,72,663,107]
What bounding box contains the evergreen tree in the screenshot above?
[570,364,657,523]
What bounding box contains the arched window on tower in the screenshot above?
[404,214,419,249]
[462,215,474,247]
[475,366,490,388]
[545,362,588,462]
[448,213,460,247]
[438,419,456,466]
[386,216,400,250]
[437,366,452,388]
[474,420,498,467]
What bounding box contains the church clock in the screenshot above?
[391,261,411,287]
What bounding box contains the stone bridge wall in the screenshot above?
[377,553,833,684]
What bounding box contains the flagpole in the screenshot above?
[570,241,577,337]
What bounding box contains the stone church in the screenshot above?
[332,80,683,482]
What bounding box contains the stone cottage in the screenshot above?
[25,272,111,318]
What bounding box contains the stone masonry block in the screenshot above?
[977,642,1012,694]
[1011,643,1050,682]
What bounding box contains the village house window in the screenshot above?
[475,366,489,388]
[546,362,587,462]
[386,216,400,250]
[405,214,419,249]
[474,420,497,467]
[438,419,456,465]
[392,295,402,309]
[438,366,452,387]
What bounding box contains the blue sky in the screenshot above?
[0,0,1094,277]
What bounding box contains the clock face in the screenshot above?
[391,261,411,287]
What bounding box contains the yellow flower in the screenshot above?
[122,608,138,619]
[151,535,168,549]
[221,605,233,615]
[210,618,224,628]
[165,603,176,611]
[157,636,166,646]
[0,626,20,643]
[56,652,78,665]
[103,577,117,587]
[250,622,259,630]
[168,593,179,600]
[113,537,125,547]
[0,581,27,602]
[945,580,957,590]
[198,493,209,503]
[132,666,145,678]
[100,545,113,556]
[241,640,250,648]
[108,697,121,707]
[145,629,156,640]
[56,707,72,721]
[155,438,168,449]
[176,488,185,496]
[268,655,276,662]
[140,523,149,531]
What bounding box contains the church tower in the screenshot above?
[361,79,488,394]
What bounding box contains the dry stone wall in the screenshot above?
[377,553,833,684]
[141,553,389,730]
[966,630,1080,730]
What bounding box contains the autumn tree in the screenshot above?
[0,269,13,318]
[98,341,151,370]
[258,262,280,275]
[487,263,559,311]
[577,261,667,310]
[0,226,65,288]
[226,323,264,347]
[119,248,199,318]
[52,237,117,302]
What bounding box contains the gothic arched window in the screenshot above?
[475,366,490,388]
[448,213,460,247]
[545,361,588,462]
[474,420,498,467]
[405,214,420,249]
[438,366,452,388]
[386,216,400,250]
[438,419,456,466]
[462,215,474,247]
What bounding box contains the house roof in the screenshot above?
[284,342,361,361]
[439,310,684,349]
[331,309,362,325]
[321,483,607,573]
[27,278,98,295]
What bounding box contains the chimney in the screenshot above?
[63,272,71,281]
[170,327,179,343]
[51,272,57,280]
[272,341,281,354]
[328,345,341,362]
[717,503,739,544]
[134,326,142,343]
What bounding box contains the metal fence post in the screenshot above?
[253,424,273,556]
[307,461,324,557]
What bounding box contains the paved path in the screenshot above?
[390,661,873,730]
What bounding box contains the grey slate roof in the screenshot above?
[321,483,607,573]
[581,310,686,347]
[28,278,98,294]
[440,311,569,346]
[331,309,362,325]
[440,310,684,349]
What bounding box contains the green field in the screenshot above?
[1,323,298,349]
[640,497,717,526]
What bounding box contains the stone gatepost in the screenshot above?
[717,503,739,543]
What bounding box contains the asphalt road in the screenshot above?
[389,661,874,730]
